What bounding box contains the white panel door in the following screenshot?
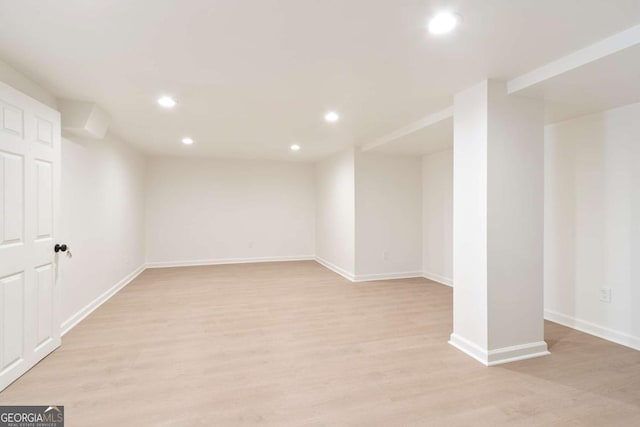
[0,81,61,391]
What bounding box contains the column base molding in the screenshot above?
[449,333,550,366]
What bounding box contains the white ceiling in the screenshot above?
[0,0,639,161]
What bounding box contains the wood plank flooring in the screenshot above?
[1,261,639,426]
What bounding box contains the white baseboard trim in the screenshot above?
[487,341,550,366]
[314,257,355,281]
[314,257,423,283]
[545,309,640,351]
[353,271,423,282]
[61,264,146,336]
[147,255,315,269]
[449,333,488,365]
[449,333,549,366]
[422,271,453,287]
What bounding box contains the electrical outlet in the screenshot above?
[599,287,612,304]
[383,251,389,261]
[248,242,254,249]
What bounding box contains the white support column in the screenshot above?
[450,80,549,366]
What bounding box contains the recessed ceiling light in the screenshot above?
[428,12,459,35]
[157,96,177,108]
[290,144,301,151]
[324,111,339,123]
[181,137,194,145]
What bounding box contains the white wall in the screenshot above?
[60,134,147,331]
[545,102,640,350]
[145,157,315,266]
[315,148,356,278]
[355,152,422,279]
[1,61,147,333]
[422,149,453,285]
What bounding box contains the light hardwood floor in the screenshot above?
[1,261,639,426]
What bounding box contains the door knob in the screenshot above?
[54,243,67,253]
